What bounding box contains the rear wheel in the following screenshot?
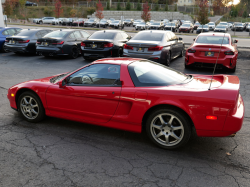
[185,63,191,69]
[146,107,192,149]
[165,52,171,66]
[229,66,236,73]
[18,91,45,123]
[179,47,184,57]
[1,44,9,53]
[69,46,79,59]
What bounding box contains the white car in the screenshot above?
[218,22,229,30]
[52,19,59,25]
[42,17,56,24]
[133,19,143,27]
[208,22,215,30]
[135,21,150,30]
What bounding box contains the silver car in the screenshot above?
[123,30,184,66]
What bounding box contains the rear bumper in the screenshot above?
[196,94,244,137]
[5,44,29,53]
[123,49,161,61]
[81,48,113,58]
[185,53,237,69]
[36,46,66,56]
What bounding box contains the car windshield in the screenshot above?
[195,23,200,25]
[220,22,227,25]
[100,20,106,23]
[198,25,208,29]
[196,36,229,44]
[151,23,160,25]
[88,20,94,22]
[182,24,190,27]
[16,30,36,36]
[128,61,189,87]
[208,23,214,25]
[88,32,116,39]
[132,32,164,41]
[216,26,226,28]
[166,23,175,26]
[113,21,120,23]
[235,23,243,26]
[44,31,68,38]
[135,20,142,22]
[125,19,131,21]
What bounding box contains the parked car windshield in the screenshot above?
[216,25,226,28]
[166,23,175,26]
[234,23,243,26]
[128,60,190,87]
[113,21,120,23]
[151,23,161,25]
[208,22,215,25]
[182,24,190,27]
[219,22,228,25]
[88,32,116,39]
[44,31,68,38]
[132,32,164,41]
[196,36,229,44]
[198,25,209,29]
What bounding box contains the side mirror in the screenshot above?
[193,38,195,41]
[179,37,182,40]
[127,36,132,40]
[234,40,238,43]
[59,79,67,88]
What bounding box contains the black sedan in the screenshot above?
[4,29,52,54]
[148,22,164,30]
[81,30,131,60]
[36,29,90,59]
[196,25,209,34]
[214,25,227,33]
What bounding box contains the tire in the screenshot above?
[146,107,192,149]
[185,63,191,69]
[1,44,9,53]
[69,46,79,59]
[114,48,123,57]
[179,47,184,57]
[18,91,45,123]
[229,66,236,73]
[83,56,90,60]
[165,52,171,66]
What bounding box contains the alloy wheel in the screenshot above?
[20,96,39,120]
[150,113,184,147]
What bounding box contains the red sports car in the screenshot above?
[7,58,244,149]
[185,33,238,72]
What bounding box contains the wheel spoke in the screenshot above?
[23,98,29,105]
[28,111,32,117]
[31,104,38,109]
[168,115,175,125]
[152,123,162,130]
[158,115,165,125]
[170,132,180,140]
[165,134,169,144]
[172,126,183,131]
[155,132,163,139]
[31,109,38,115]
[29,98,33,104]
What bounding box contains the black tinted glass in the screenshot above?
[196,36,229,44]
[128,61,188,87]
[16,30,36,36]
[89,32,116,40]
[44,31,68,38]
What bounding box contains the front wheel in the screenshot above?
[18,91,45,123]
[146,108,192,149]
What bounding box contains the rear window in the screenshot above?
[196,36,229,44]
[16,30,36,36]
[128,61,189,87]
[44,31,68,38]
[88,32,116,39]
[132,32,164,41]
[151,23,160,25]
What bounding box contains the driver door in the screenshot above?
[46,64,121,123]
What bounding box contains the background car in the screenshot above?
[36,29,90,58]
[42,17,56,24]
[231,22,244,31]
[61,18,76,26]
[5,29,52,54]
[84,18,98,27]
[123,30,184,66]
[0,27,22,52]
[218,22,229,30]
[193,22,200,30]
[7,58,244,150]
[52,19,59,25]
[185,33,238,72]
[164,22,177,32]
[109,20,124,29]
[179,23,194,33]
[81,30,130,60]
[246,23,250,31]
[25,1,37,6]
[208,22,215,31]
[33,18,43,24]
[135,21,149,30]
[196,25,209,34]
[124,19,134,26]
[148,22,164,30]
[214,25,227,33]
[133,19,143,27]
[72,19,85,26]
[98,19,111,28]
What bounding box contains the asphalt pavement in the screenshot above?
[0,52,249,186]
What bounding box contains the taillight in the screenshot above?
[36,41,41,44]
[224,50,234,55]
[81,42,86,47]
[5,40,9,42]
[19,40,30,43]
[104,43,114,48]
[188,48,196,53]
[148,46,163,51]
[124,44,133,50]
[52,41,64,45]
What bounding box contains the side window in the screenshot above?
[8,29,16,35]
[15,28,22,34]
[69,33,76,39]
[67,64,121,86]
[2,30,9,35]
[74,31,82,39]
[36,31,43,38]
[80,31,90,38]
[167,33,172,41]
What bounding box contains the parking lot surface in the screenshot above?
[0,53,249,186]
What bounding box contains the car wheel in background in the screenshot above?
[179,47,184,57]
[1,44,10,53]
[165,52,171,66]
[69,46,79,59]
[146,107,192,150]
[18,91,45,123]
